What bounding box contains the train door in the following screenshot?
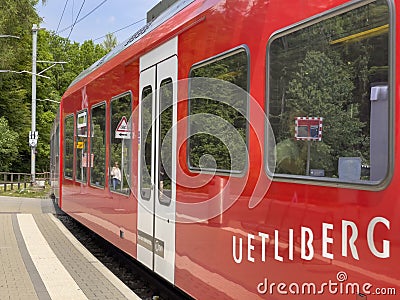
[137,37,177,284]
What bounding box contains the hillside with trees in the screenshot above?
[0,0,114,173]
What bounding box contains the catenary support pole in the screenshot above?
[31,24,39,184]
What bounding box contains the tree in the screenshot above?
[189,50,248,172]
[276,51,365,176]
[102,33,117,52]
[79,40,107,69]
[0,117,19,171]
[269,1,390,179]
[0,0,113,173]
[0,0,41,172]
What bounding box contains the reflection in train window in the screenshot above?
[268,0,390,184]
[75,110,87,183]
[90,102,106,187]
[140,86,153,200]
[159,78,173,206]
[110,93,132,195]
[188,48,249,174]
[50,123,60,187]
[63,114,74,179]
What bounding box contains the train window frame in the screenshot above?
[187,45,250,176]
[75,109,88,183]
[63,114,75,180]
[265,0,394,189]
[89,101,107,189]
[109,91,132,196]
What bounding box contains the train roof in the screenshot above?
[68,0,196,89]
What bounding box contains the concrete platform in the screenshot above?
[0,196,141,300]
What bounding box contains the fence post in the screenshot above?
[3,174,6,192]
[10,173,13,190]
[18,174,21,190]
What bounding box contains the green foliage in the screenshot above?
[110,94,131,191]
[286,51,365,165]
[0,0,40,172]
[102,33,118,52]
[90,103,106,187]
[0,117,19,171]
[275,51,366,176]
[64,116,74,178]
[0,1,111,173]
[189,50,248,172]
[270,0,389,179]
[91,124,106,186]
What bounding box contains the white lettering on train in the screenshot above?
[232,218,390,264]
[322,223,334,260]
[367,217,390,258]
[342,220,359,260]
[301,227,314,261]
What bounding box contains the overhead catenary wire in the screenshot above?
[58,0,109,35]
[56,0,70,33]
[93,18,146,42]
[67,0,86,40]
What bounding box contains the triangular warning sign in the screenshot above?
[115,116,131,139]
[116,116,129,132]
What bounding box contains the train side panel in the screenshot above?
[60,59,140,259]
[57,0,398,299]
[174,0,399,299]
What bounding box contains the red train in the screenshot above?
[50,0,398,298]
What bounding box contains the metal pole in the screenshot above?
[0,35,20,39]
[306,141,311,176]
[121,139,124,191]
[31,24,39,184]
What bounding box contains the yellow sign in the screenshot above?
[76,141,84,149]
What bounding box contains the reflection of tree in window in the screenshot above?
[140,86,153,200]
[110,94,131,194]
[160,78,173,205]
[76,110,87,182]
[269,0,389,181]
[64,115,74,178]
[189,49,248,173]
[90,103,106,187]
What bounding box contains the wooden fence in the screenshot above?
[0,172,50,191]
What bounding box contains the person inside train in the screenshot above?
[111,162,121,190]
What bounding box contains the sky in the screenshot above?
[36,0,160,44]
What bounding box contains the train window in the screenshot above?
[188,48,249,174]
[51,123,60,188]
[268,0,391,184]
[63,114,74,179]
[140,86,153,200]
[90,102,106,188]
[75,110,88,183]
[159,78,173,206]
[110,93,132,195]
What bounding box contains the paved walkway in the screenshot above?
[0,196,141,300]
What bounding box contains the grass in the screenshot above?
[0,183,51,198]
